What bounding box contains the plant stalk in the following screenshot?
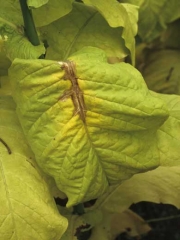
[19,0,40,46]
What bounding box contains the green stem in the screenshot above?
[19,0,40,46]
[73,203,85,215]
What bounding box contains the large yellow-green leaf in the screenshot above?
[82,0,138,64]
[40,2,129,61]
[0,96,68,239]
[32,0,73,27]
[9,47,169,207]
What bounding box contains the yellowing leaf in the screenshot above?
[0,96,68,240]
[9,47,169,207]
[94,92,180,212]
[40,2,129,61]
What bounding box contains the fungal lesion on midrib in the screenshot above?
[59,61,86,123]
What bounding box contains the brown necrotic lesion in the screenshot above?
[59,61,86,123]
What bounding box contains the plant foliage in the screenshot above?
[0,0,180,239]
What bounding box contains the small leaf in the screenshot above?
[0,96,68,240]
[3,27,45,61]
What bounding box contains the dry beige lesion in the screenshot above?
[59,61,86,123]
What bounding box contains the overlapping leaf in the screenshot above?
[0,96,68,240]
[122,0,180,42]
[40,2,129,61]
[9,47,169,207]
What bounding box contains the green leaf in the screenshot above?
[32,0,73,27]
[0,96,68,240]
[9,47,169,207]
[124,0,180,42]
[142,50,180,94]
[27,0,49,8]
[1,26,45,61]
[82,0,138,64]
[40,2,129,61]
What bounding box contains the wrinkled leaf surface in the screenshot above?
[9,47,169,207]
